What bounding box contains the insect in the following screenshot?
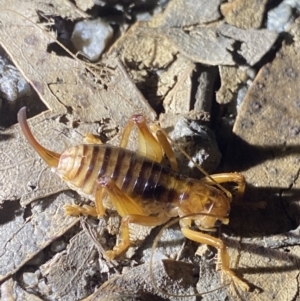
[17,107,249,292]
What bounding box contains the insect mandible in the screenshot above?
[17,107,249,291]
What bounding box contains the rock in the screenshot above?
[71,19,113,61]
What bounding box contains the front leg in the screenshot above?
[201,173,246,200]
[181,227,249,292]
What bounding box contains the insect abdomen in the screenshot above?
[57,145,183,203]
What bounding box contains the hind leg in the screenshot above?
[84,133,103,144]
[120,114,178,171]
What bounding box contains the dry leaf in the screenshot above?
[226,22,300,299]
[218,23,278,66]
[74,0,94,12]
[110,23,195,110]
[233,42,300,187]
[0,192,79,282]
[111,22,177,69]
[83,260,198,301]
[39,230,97,300]
[216,65,248,104]
[162,55,194,114]
[162,25,236,66]
[150,0,223,28]
[0,9,156,124]
[221,0,268,29]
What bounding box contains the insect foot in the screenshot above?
[105,250,118,261]
[217,247,250,292]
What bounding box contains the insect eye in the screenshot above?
[214,219,223,227]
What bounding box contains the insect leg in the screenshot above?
[64,204,98,217]
[97,176,170,260]
[201,173,246,199]
[120,114,178,170]
[84,133,103,144]
[152,125,178,172]
[119,116,134,148]
[106,212,170,260]
[120,114,164,163]
[181,226,250,292]
[64,183,106,218]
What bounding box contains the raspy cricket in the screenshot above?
[17,107,250,292]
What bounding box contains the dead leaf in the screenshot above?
[216,65,248,104]
[226,21,300,299]
[83,260,198,301]
[218,23,278,66]
[0,192,79,282]
[0,111,88,205]
[111,22,177,69]
[110,23,196,110]
[225,235,299,301]
[0,0,81,115]
[162,25,236,66]
[150,0,223,28]
[221,0,268,29]
[74,0,94,13]
[0,8,156,124]
[233,42,300,187]
[162,55,194,114]
[39,230,98,300]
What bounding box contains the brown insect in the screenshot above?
[18,107,249,292]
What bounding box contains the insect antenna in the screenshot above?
[149,213,230,298]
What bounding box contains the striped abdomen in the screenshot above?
[56,144,186,204]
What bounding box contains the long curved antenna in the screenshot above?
[17,107,60,167]
[149,213,230,298]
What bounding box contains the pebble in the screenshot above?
[71,19,113,61]
[267,0,300,32]
[170,117,221,176]
[50,240,66,253]
[0,56,32,106]
[22,272,39,287]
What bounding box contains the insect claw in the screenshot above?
[64,204,82,216]
[64,204,98,217]
[105,250,117,261]
[132,114,144,124]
